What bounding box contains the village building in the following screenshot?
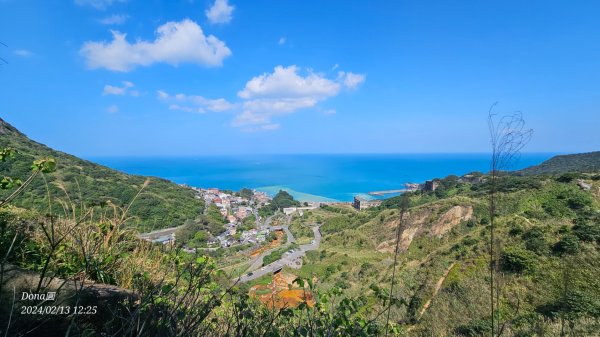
[423,180,440,192]
[353,196,382,210]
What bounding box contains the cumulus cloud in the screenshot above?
[205,0,234,24]
[103,81,138,96]
[232,65,365,130]
[157,90,235,113]
[14,49,33,57]
[238,65,342,100]
[80,19,231,72]
[98,14,129,25]
[75,0,126,10]
[278,37,286,45]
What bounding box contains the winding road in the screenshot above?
[237,224,322,283]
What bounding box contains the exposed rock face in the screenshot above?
[430,205,473,237]
[577,179,592,191]
[376,204,474,253]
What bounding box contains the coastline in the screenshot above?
[90,153,555,202]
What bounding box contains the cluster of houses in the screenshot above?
[190,187,273,248]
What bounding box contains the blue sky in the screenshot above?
[0,0,599,156]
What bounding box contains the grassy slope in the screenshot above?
[0,118,203,230]
[288,174,600,335]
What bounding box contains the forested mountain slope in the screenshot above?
[518,151,600,175]
[0,117,202,230]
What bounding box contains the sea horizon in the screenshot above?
[88,153,556,202]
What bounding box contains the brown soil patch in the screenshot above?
[250,230,284,257]
[376,205,473,253]
[430,206,473,237]
[249,272,315,309]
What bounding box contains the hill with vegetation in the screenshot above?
[283,171,600,336]
[0,117,203,230]
[518,151,600,175]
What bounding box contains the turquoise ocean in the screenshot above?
[90,154,554,202]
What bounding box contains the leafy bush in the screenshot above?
[523,228,549,254]
[501,246,537,273]
[455,319,492,337]
[573,221,600,243]
[259,190,300,216]
[556,173,581,183]
[552,234,580,255]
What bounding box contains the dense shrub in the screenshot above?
[556,173,581,183]
[501,246,537,273]
[573,221,600,243]
[455,319,492,337]
[523,228,548,254]
[552,234,580,255]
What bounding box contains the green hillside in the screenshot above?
[518,151,600,175]
[0,118,203,230]
[281,172,600,335]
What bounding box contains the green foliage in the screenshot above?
[206,203,226,224]
[259,190,301,216]
[175,216,225,247]
[239,187,253,199]
[501,246,537,273]
[519,151,600,175]
[263,246,287,266]
[572,221,600,243]
[556,172,581,183]
[523,228,549,255]
[0,126,203,230]
[455,319,492,337]
[321,212,375,235]
[552,234,580,255]
[537,289,599,321]
[540,185,594,217]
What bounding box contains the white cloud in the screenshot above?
[98,14,129,25]
[14,49,33,57]
[75,0,127,10]
[80,19,231,72]
[103,81,136,96]
[205,0,234,24]
[278,37,286,45]
[107,104,119,113]
[238,65,341,100]
[232,65,365,130]
[337,71,366,89]
[157,90,235,113]
[157,65,364,132]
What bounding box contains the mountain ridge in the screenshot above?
[517,151,600,175]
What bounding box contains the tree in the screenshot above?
[239,188,253,200]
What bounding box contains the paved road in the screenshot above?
[246,223,296,271]
[236,226,321,283]
[138,226,182,240]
